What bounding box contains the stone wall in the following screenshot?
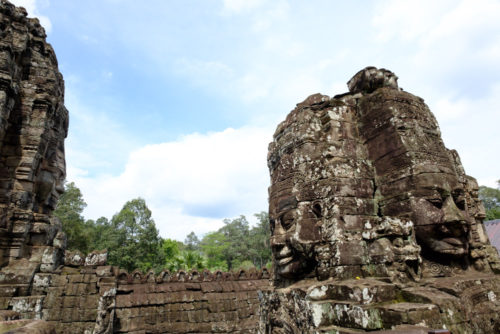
[2,257,269,333]
[14,259,269,334]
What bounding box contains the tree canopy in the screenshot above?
[105,198,164,272]
[54,182,90,252]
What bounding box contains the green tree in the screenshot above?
[54,182,90,252]
[248,211,272,268]
[219,215,250,270]
[181,250,205,270]
[162,238,187,272]
[184,231,200,252]
[86,216,111,252]
[479,181,500,220]
[106,198,164,272]
[162,238,183,259]
[200,231,229,271]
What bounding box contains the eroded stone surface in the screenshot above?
[0,0,67,284]
[263,66,500,333]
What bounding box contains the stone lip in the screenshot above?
[0,310,20,321]
[347,66,399,93]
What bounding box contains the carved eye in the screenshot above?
[454,196,466,210]
[427,197,442,209]
[451,189,466,210]
[281,211,296,231]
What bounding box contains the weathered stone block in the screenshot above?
[84,250,107,266]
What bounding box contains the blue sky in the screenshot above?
[12,0,500,240]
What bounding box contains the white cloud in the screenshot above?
[10,0,52,33]
[372,0,455,42]
[370,0,500,189]
[422,0,500,47]
[433,97,470,121]
[372,0,500,76]
[412,0,500,71]
[70,126,273,240]
[64,88,138,174]
[222,0,265,14]
[174,58,234,89]
[429,84,500,188]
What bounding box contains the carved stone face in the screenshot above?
[269,198,320,279]
[267,68,496,285]
[409,175,470,258]
[35,142,66,211]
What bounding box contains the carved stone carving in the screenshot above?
[263,67,500,333]
[0,0,67,289]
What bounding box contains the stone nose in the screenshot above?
[442,196,465,224]
[270,233,286,247]
[272,219,287,236]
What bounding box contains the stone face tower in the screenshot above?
[262,67,500,333]
[0,0,68,289]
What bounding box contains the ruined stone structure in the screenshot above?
[11,257,269,333]
[261,67,500,333]
[2,249,269,333]
[0,0,68,304]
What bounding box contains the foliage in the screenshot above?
[54,182,90,252]
[162,239,205,271]
[249,212,272,268]
[479,181,500,220]
[235,260,255,271]
[199,212,271,271]
[105,198,165,272]
[219,215,250,270]
[184,231,200,252]
[200,232,229,271]
[162,238,183,259]
[87,216,111,251]
[179,250,205,270]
